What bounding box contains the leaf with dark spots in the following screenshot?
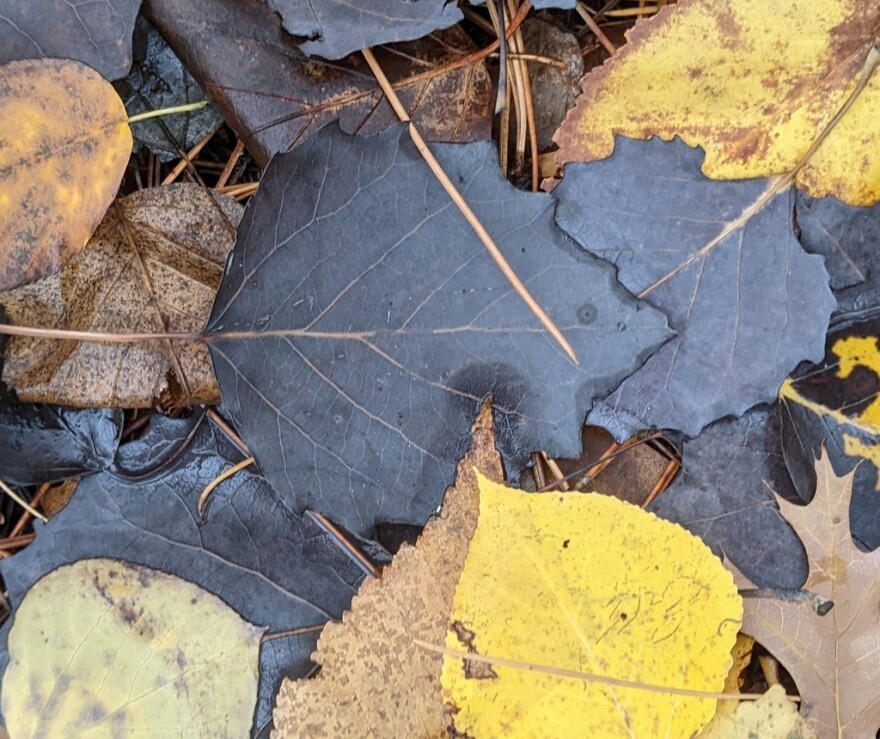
[796,192,880,320]
[144,0,492,168]
[206,123,671,536]
[0,0,140,80]
[553,137,836,440]
[649,404,809,590]
[0,414,379,735]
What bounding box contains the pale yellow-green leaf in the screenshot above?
[697,685,815,739]
[3,559,263,738]
[441,474,743,738]
[554,0,880,205]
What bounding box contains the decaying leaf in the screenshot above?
[734,453,880,737]
[0,58,132,290]
[145,0,493,168]
[2,558,263,738]
[697,685,815,739]
[0,412,375,734]
[442,474,742,738]
[1,184,241,407]
[0,0,140,80]
[553,137,835,439]
[554,0,880,205]
[272,404,502,738]
[207,123,671,536]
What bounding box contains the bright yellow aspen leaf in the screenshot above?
[554,0,880,206]
[0,59,132,290]
[442,474,742,738]
[2,559,263,738]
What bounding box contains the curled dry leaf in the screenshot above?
[0,184,242,407]
[0,58,132,289]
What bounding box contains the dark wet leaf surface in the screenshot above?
[145,0,492,167]
[0,413,376,734]
[206,123,671,536]
[650,404,809,589]
[553,137,836,440]
[0,0,140,80]
[796,192,880,320]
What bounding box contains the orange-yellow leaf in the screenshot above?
[442,475,743,738]
[0,59,132,289]
[554,0,880,205]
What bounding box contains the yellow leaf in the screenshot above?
[697,685,816,739]
[554,0,880,206]
[0,59,132,290]
[442,475,743,738]
[2,559,263,738]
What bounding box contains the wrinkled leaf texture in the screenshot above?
[206,123,671,536]
[0,0,140,79]
[554,137,836,440]
[144,0,493,168]
[265,0,575,60]
[0,413,376,735]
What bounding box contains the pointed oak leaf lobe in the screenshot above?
[206,124,671,535]
[554,137,836,439]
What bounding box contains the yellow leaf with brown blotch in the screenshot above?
[442,475,743,738]
[0,58,132,289]
[554,0,880,206]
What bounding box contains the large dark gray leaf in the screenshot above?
[144,0,492,169]
[554,137,836,439]
[650,404,809,589]
[265,0,575,60]
[0,413,375,735]
[206,123,671,536]
[0,0,140,79]
[796,192,880,321]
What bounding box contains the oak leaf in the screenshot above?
[734,452,880,737]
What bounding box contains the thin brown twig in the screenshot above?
[575,2,618,56]
[198,457,255,517]
[216,139,245,189]
[161,130,214,186]
[413,639,795,702]
[360,45,578,364]
[10,482,51,537]
[0,479,46,522]
[304,510,380,578]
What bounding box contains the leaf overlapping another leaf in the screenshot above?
[206,123,672,536]
[553,137,836,439]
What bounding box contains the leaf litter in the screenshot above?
[206,122,671,536]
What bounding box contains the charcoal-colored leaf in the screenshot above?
[796,192,880,319]
[206,123,672,536]
[144,0,492,168]
[650,404,808,589]
[122,17,223,162]
[0,316,121,486]
[0,0,140,80]
[554,137,836,439]
[259,0,575,60]
[0,413,375,735]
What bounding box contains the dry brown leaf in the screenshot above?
[0,184,241,407]
[271,403,502,738]
[732,451,880,737]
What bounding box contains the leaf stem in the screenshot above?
[414,639,796,702]
[361,41,580,366]
[126,100,210,124]
[0,324,201,343]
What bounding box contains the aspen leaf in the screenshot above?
[554,0,880,205]
[2,558,263,738]
[442,475,743,738]
[0,58,132,290]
